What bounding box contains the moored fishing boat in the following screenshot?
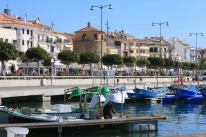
[0,105,10,123]
[127,87,169,100]
[173,85,199,99]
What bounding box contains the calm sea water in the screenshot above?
[2,101,206,137]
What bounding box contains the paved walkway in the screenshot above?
[0,85,90,98]
[0,84,137,98]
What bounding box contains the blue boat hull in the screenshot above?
[174,85,199,99]
[184,95,204,104]
[127,88,157,100]
[200,87,206,98]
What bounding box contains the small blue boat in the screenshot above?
[184,95,204,104]
[127,87,169,100]
[200,87,206,98]
[173,85,199,99]
[162,96,176,104]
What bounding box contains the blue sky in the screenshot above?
[0,0,206,48]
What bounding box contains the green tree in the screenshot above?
[26,47,49,75]
[199,58,206,70]
[42,57,52,75]
[164,58,174,69]
[147,57,165,69]
[102,54,123,69]
[58,50,79,75]
[42,57,52,67]
[164,58,174,75]
[19,53,30,75]
[136,58,150,68]
[123,56,136,67]
[181,62,190,76]
[0,41,18,74]
[190,63,197,70]
[136,58,150,75]
[79,52,100,75]
[181,62,190,70]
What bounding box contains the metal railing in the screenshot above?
[0,76,178,80]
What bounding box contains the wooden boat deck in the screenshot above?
[0,115,166,129]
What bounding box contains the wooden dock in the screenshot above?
[0,116,166,133]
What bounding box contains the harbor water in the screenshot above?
[1,101,206,137]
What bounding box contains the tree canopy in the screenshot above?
[58,50,79,65]
[123,56,136,67]
[0,41,18,62]
[136,58,150,68]
[26,47,49,75]
[102,54,123,68]
[26,47,49,62]
[181,62,190,70]
[0,41,18,74]
[42,57,52,67]
[79,52,99,64]
[164,58,174,69]
[147,57,165,69]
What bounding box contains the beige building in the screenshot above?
[144,37,172,58]
[107,31,150,58]
[73,22,106,57]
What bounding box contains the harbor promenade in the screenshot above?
[0,76,204,98]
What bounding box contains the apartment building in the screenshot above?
[190,47,201,63]
[0,9,73,54]
[169,38,191,62]
[0,27,16,44]
[107,31,150,58]
[144,37,172,58]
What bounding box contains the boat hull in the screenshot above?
[174,86,199,99]
[0,108,9,123]
[8,112,58,123]
[129,88,157,100]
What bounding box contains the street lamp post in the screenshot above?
[152,22,169,58]
[90,4,112,70]
[189,33,204,86]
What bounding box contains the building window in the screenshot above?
[94,34,98,40]
[38,35,40,41]
[22,40,24,45]
[5,39,8,43]
[30,41,33,48]
[46,37,49,43]
[82,34,86,40]
[129,42,133,46]
[13,40,17,45]
[30,30,33,36]
[115,41,121,47]
[27,29,30,35]
[154,47,158,52]
[27,40,30,46]
[22,29,24,34]
[149,47,153,52]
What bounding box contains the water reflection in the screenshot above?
[1,102,206,137]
